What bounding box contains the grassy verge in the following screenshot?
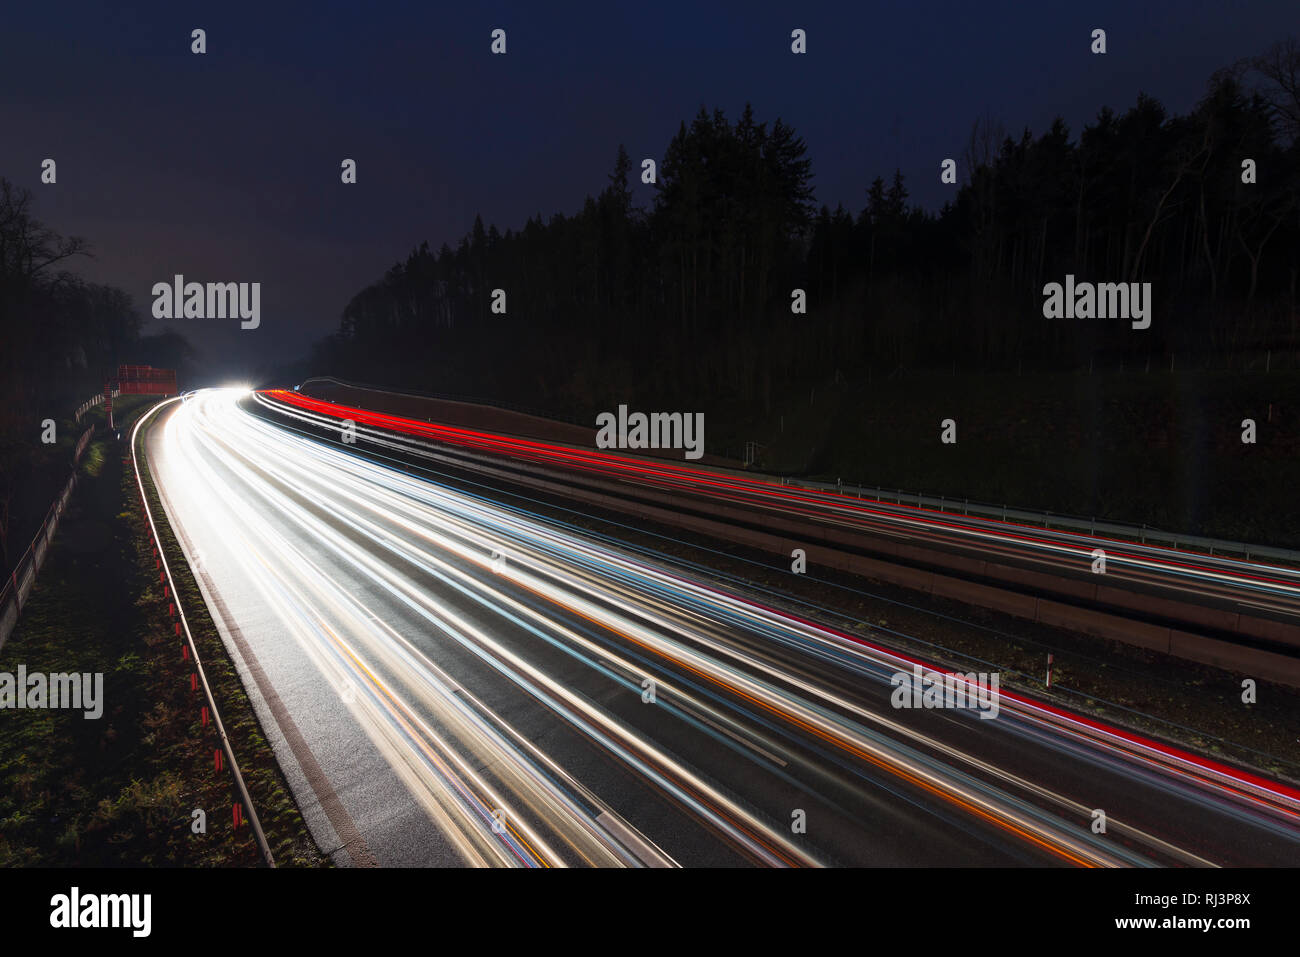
[0,399,326,866]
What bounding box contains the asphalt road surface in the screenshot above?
[142,389,1300,867]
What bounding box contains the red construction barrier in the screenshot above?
[116,365,177,396]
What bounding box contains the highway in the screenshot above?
[143,389,1300,866]
[260,388,1300,657]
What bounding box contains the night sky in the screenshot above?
[2,1,1292,383]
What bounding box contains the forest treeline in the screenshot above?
[314,39,1300,417]
[0,179,195,571]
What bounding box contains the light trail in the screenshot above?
[144,389,1300,867]
[260,388,1300,614]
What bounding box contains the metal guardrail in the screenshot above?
[132,398,276,866]
[0,416,97,650]
[295,374,759,462]
[298,376,591,429]
[73,390,117,423]
[776,476,1300,565]
[1,393,274,863]
[73,394,102,422]
[296,376,1298,564]
[296,376,751,461]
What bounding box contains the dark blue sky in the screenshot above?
[2,1,1292,380]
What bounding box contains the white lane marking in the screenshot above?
[691,711,789,767]
[595,811,677,867]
